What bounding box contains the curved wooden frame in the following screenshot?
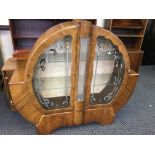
[85,26,130,109]
[9,21,139,134]
[25,22,80,115]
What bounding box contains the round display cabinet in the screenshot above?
[9,20,139,134]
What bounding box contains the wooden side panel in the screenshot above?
[128,51,144,72]
[84,107,115,125]
[36,112,74,134]
[112,70,139,112]
[2,58,28,110]
[9,84,43,124]
[1,71,15,111]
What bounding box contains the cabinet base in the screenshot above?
[36,107,115,135]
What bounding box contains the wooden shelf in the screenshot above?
[119,37,143,49]
[104,19,147,72]
[10,19,97,52]
[127,48,143,52]
[112,19,144,29]
[13,38,37,50]
[117,34,143,37]
[105,19,148,53]
[13,34,41,39]
[13,49,31,60]
[0,25,10,30]
[1,58,27,71]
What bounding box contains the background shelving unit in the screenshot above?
[9,19,72,50]
[9,19,96,50]
[105,19,148,72]
[9,19,96,59]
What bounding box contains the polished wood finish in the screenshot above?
[25,21,80,115]
[112,19,144,29]
[36,112,74,134]
[2,20,139,134]
[128,51,144,72]
[84,25,130,109]
[13,49,31,60]
[1,58,27,111]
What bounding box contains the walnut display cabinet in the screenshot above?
[3,20,139,134]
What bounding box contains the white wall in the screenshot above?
[0,31,14,62]
[96,19,105,27]
[0,19,14,62]
[0,19,9,25]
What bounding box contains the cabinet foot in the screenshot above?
[84,107,115,125]
[36,112,74,135]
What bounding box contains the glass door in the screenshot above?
[84,27,126,108]
[90,36,125,105]
[32,35,73,110]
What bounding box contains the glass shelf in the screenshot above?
[38,52,115,63]
[39,53,72,62]
[33,62,72,78]
[91,74,113,86]
[33,76,71,90]
[35,87,71,98]
[33,74,113,91]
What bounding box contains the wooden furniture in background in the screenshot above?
[0,25,9,30]
[1,58,27,110]
[9,19,96,59]
[3,20,138,134]
[105,19,148,72]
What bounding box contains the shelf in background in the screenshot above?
[112,19,144,29]
[14,38,37,50]
[105,19,148,58]
[10,19,97,51]
[128,50,144,72]
[13,34,41,39]
[13,49,31,60]
[116,34,143,37]
[111,27,144,36]
[119,37,143,50]
[127,48,143,52]
[0,25,10,30]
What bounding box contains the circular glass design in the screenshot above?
[90,36,125,105]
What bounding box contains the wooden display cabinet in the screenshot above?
[2,20,139,134]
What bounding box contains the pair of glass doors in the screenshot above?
[32,21,125,111]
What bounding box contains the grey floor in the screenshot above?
[0,66,155,135]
